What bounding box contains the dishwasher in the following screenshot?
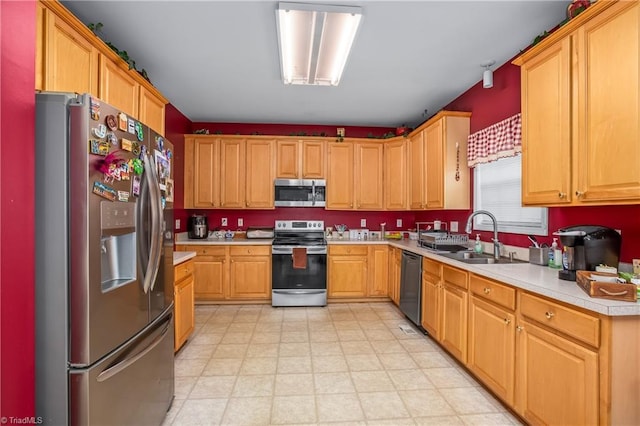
[399,250,423,327]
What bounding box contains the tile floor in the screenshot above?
[164,302,523,425]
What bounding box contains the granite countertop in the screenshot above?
[387,240,640,317]
[173,251,196,266]
[175,233,273,246]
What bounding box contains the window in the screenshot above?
[473,154,548,236]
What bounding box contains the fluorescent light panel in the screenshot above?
[276,2,362,86]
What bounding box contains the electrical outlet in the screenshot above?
[221,217,228,226]
[396,219,402,228]
[360,219,366,228]
[450,221,458,232]
[175,219,181,230]
[238,218,244,227]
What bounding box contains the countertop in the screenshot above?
[173,251,196,266]
[172,233,639,315]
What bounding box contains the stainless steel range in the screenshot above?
[271,220,327,307]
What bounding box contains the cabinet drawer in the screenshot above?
[329,245,368,256]
[519,292,600,347]
[470,275,515,310]
[177,245,227,257]
[423,258,442,277]
[229,245,270,256]
[174,259,193,283]
[443,265,468,289]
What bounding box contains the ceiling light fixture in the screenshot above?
[481,60,496,89]
[276,2,362,86]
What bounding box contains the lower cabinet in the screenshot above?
[388,246,402,305]
[368,245,389,297]
[421,258,442,339]
[174,259,195,352]
[228,246,271,299]
[328,245,368,298]
[439,265,469,363]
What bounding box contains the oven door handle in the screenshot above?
[272,290,326,295]
[272,246,327,255]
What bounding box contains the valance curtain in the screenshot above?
[467,113,522,167]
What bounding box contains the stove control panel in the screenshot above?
[275,220,324,231]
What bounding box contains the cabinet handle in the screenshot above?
[516,325,523,332]
[483,287,491,294]
[504,318,511,325]
[575,190,584,198]
[558,192,566,199]
[231,259,235,263]
[545,311,555,319]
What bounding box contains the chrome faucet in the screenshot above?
[465,210,501,260]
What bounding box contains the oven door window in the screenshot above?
[272,253,326,290]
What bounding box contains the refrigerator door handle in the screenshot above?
[96,313,171,383]
[140,153,162,294]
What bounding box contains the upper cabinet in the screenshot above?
[276,140,326,179]
[245,138,276,209]
[515,0,640,206]
[408,111,471,210]
[36,1,168,135]
[383,137,408,210]
[326,142,354,209]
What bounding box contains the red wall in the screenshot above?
[165,104,192,211]
[191,122,396,139]
[1,0,36,418]
[415,61,640,262]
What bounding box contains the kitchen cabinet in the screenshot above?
[515,0,640,206]
[138,85,166,135]
[276,139,325,178]
[228,246,271,299]
[383,137,408,210]
[36,2,98,96]
[468,275,516,405]
[328,245,368,298]
[420,258,442,339]
[175,245,227,301]
[327,140,384,210]
[245,138,276,209]
[174,259,195,351]
[367,245,389,297]
[99,56,139,119]
[184,136,220,208]
[219,138,246,209]
[407,111,470,210]
[439,265,468,363]
[388,246,402,305]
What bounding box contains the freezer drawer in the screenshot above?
[69,308,175,426]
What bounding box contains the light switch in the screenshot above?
[238,218,244,227]
[360,219,366,227]
[221,217,228,226]
[396,219,402,228]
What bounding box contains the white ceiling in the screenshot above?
[62,1,568,128]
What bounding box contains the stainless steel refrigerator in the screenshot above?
[35,92,175,425]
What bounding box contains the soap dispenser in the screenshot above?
[474,234,483,253]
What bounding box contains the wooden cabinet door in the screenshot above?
[520,37,572,205]
[41,8,98,96]
[468,296,515,405]
[441,282,468,363]
[219,138,246,208]
[575,1,640,203]
[421,260,442,340]
[138,86,166,135]
[174,273,195,352]
[355,142,384,210]
[193,254,226,300]
[384,138,407,210]
[328,254,367,297]
[388,247,402,305]
[184,137,219,208]
[516,319,598,425]
[301,140,326,178]
[229,255,271,299]
[99,56,139,118]
[367,245,388,297]
[407,131,426,209]
[246,138,275,209]
[327,142,354,209]
[424,120,444,209]
[276,140,299,178]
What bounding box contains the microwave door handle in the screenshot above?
[311,180,316,206]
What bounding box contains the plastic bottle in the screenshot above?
[554,241,563,269]
[474,234,483,253]
[549,238,558,267]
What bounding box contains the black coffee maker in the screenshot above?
[554,225,622,281]
[188,214,209,239]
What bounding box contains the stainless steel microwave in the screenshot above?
[274,179,326,207]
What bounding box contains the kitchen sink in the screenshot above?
[436,251,526,265]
